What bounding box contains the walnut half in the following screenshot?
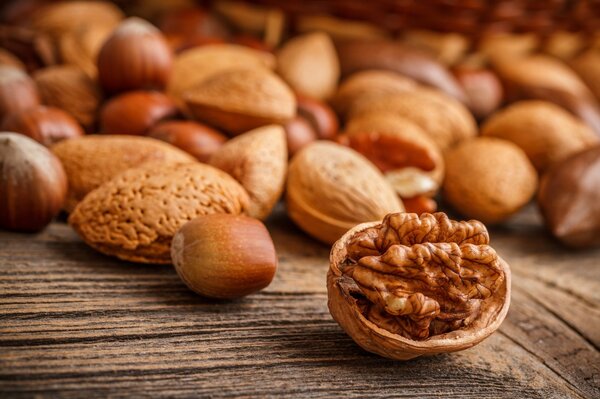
[327,212,511,360]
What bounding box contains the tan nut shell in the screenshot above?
[52,135,195,212]
[443,137,538,224]
[168,44,276,107]
[276,32,340,100]
[481,101,599,172]
[286,141,404,244]
[332,70,417,118]
[327,217,511,360]
[184,68,296,134]
[210,125,287,220]
[69,162,249,264]
[348,88,476,150]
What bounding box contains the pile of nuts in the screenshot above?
[0,0,599,360]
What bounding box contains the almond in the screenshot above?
[277,32,339,100]
[69,162,249,264]
[183,67,296,134]
[51,135,194,212]
[286,141,404,244]
[571,51,600,102]
[210,125,287,220]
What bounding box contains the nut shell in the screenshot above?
[286,141,403,244]
[0,66,40,120]
[443,137,538,224]
[148,121,227,162]
[328,212,511,360]
[52,135,195,212]
[69,162,249,264]
[171,214,277,299]
[482,101,599,172]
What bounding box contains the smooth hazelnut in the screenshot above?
[147,120,227,162]
[538,145,600,249]
[401,196,437,214]
[296,94,338,140]
[97,17,173,93]
[1,105,83,146]
[284,116,317,157]
[171,214,278,299]
[0,66,40,120]
[0,132,67,232]
[453,66,503,119]
[100,91,179,135]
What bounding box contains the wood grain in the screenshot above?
[0,205,599,398]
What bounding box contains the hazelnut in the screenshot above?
[443,137,538,224]
[452,66,503,120]
[148,120,227,162]
[571,51,600,103]
[296,94,338,140]
[0,49,26,70]
[0,66,40,120]
[99,91,179,136]
[401,196,437,214]
[284,116,317,157]
[538,145,600,249]
[0,132,67,232]
[171,214,278,299]
[482,101,599,173]
[97,17,173,93]
[158,7,230,47]
[0,105,84,146]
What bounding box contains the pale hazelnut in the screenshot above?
[0,66,40,120]
[0,132,67,232]
[296,94,338,140]
[284,116,317,157]
[171,214,277,299]
[453,66,503,120]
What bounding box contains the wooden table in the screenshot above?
[1,205,599,398]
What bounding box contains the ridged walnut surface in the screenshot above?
[328,212,510,360]
[286,141,403,244]
[210,125,287,220]
[52,135,195,213]
[68,162,249,264]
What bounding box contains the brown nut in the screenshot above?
[443,137,538,224]
[481,101,599,173]
[0,49,26,70]
[331,70,417,119]
[99,91,179,136]
[402,30,469,66]
[538,145,600,249]
[1,105,83,146]
[328,212,510,360]
[295,14,389,42]
[348,88,477,151]
[69,162,249,264]
[147,120,227,162]
[342,112,444,199]
[296,94,338,140]
[171,214,277,299]
[286,141,404,244]
[276,32,340,100]
[452,66,503,120]
[0,132,67,232]
[210,125,287,220]
[97,17,173,93]
[33,65,102,129]
[335,40,467,103]
[571,51,600,102]
[401,196,437,215]
[284,115,317,157]
[183,68,296,135]
[51,135,195,212]
[158,7,230,51]
[0,66,40,120]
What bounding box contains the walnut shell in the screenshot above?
[348,88,476,150]
[69,162,249,264]
[33,65,102,129]
[276,32,340,100]
[481,101,599,172]
[328,212,511,360]
[183,68,296,135]
[443,137,538,224]
[52,135,195,213]
[210,125,287,220]
[286,141,403,244]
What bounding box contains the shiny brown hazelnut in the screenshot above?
[0,105,83,146]
[0,66,40,120]
[97,17,173,93]
[0,132,67,232]
[171,214,278,299]
[284,115,318,157]
[538,145,600,249]
[401,196,437,215]
[147,120,227,162]
[453,66,503,120]
[100,91,179,135]
[296,94,339,140]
